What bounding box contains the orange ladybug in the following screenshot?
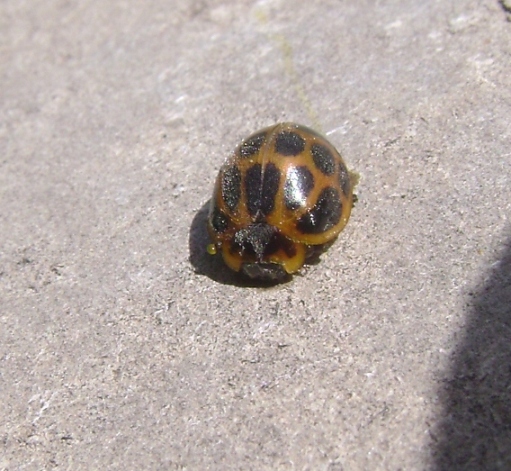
[207,123,355,281]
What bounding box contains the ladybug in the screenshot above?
[207,122,355,282]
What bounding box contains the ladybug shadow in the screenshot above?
[188,201,292,287]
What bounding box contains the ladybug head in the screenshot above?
[223,223,305,282]
[228,223,288,281]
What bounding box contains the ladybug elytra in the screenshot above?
[207,122,355,282]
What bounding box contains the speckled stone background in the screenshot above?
[1,1,510,470]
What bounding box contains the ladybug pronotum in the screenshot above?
[207,122,355,282]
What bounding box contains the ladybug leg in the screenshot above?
[304,238,337,265]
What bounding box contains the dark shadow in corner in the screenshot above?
[433,234,511,470]
[188,200,291,288]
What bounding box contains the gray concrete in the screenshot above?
[1,1,511,469]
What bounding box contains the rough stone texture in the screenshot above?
[1,1,510,470]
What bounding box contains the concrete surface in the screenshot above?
[1,0,511,469]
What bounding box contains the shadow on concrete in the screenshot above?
[433,234,511,470]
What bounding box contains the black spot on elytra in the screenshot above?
[284,165,315,210]
[210,205,229,233]
[311,143,336,175]
[261,164,281,215]
[296,186,342,234]
[221,165,241,211]
[245,163,281,218]
[338,161,351,196]
[239,132,266,158]
[275,131,305,156]
[245,164,262,217]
